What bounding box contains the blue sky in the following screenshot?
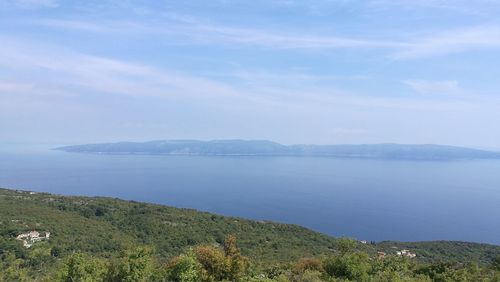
[1,0,500,147]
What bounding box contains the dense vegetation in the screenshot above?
[1,188,499,281]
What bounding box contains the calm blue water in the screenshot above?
[1,145,500,245]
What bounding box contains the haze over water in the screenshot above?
[1,145,499,245]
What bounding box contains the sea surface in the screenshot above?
[1,144,500,245]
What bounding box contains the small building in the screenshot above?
[15,230,50,248]
[29,231,40,238]
[396,249,416,258]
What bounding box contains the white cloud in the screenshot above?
[2,38,499,145]
[0,38,239,100]
[0,37,489,115]
[1,0,58,9]
[181,23,405,49]
[404,80,462,95]
[394,26,500,59]
[366,0,500,16]
[29,17,406,50]
[30,19,160,34]
[29,17,500,60]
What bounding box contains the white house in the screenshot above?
[15,230,50,248]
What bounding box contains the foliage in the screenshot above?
[376,240,500,265]
[54,252,107,282]
[323,252,371,281]
[0,252,30,282]
[291,258,323,274]
[0,188,342,263]
[1,236,500,282]
[1,188,500,281]
[336,237,357,255]
[164,252,201,282]
[107,246,154,282]
[493,256,500,271]
[192,236,248,281]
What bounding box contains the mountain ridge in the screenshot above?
[54,140,500,160]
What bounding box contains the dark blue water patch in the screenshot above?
[1,148,499,244]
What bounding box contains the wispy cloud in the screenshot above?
[1,37,498,145]
[1,0,58,9]
[30,18,164,34]
[30,17,406,50]
[2,0,500,145]
[0,37,239,100]
[394,26,500,59]
[404,80,463,96]
[0,36,478,117]
[180,23,405,49]
[28,17,500,60]
[366,0,500,16]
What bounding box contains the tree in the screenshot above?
[292,258,323,274]
[296,270,323,282]
[194,245,229,282]
[336,237,356,255]
[165,252,201,282]
[193,235,248,282]
[493,256,500,271]
[108,246,154,282]
[323,252,371,281]
[26,246,54,271]
[224,235,239,257]
[0,252,30,282]
[371,255,414,275]
[224,235,248,281]
[54,252,106,282]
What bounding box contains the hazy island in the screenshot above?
[54,140,500,160]
[1,188,499,281]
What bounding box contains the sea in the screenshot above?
[1,143,499,245]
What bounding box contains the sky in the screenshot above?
[1,0,500,147]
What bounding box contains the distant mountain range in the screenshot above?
[54,140,500,160]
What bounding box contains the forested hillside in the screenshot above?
[1,188,499,281]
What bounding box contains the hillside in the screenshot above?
[2,188,499,264]
[1,188,500,281]
[0,188,345,263]
[54,140,500,160]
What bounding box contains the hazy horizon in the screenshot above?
[3,140,500,155]
[2,1,500,148]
